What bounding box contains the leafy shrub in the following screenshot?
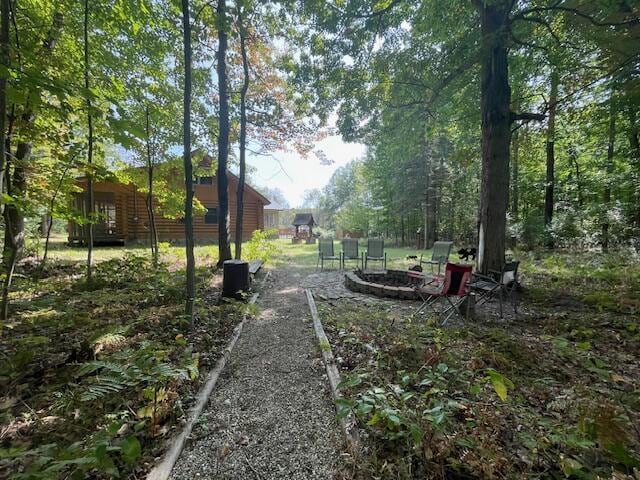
[512,212,545,250]
[244,229,280,263]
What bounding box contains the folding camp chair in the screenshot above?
[414,263,473,325]
[420,241,453,275]
[341,238,362,270]
[365,238,387,270]
[470,261,520,318]
[317,238,339,271]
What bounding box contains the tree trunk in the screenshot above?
[83,0,94,282]
[568,145,583,208]
[182,0,196,320]
[602,97,616,253]
[216,0,232,266]
[544,69,558,247]
[1,10,60,316]
[1,142,29,319]
[0,0,8,199]
[476,0,512,274]
[234,5,249,259]
[145,105,159,267]
[511,127,519,221]
[628,106,640,228]
[39,160,72,276]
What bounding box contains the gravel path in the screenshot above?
[171,269,344,480]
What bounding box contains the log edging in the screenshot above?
[146,291,260,480]
[304,288,360,453]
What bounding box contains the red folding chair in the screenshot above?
[414,263,473,325]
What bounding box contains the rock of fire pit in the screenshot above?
[383,286,399,298]
[398,286,416,300]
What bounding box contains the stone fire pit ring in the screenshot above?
[344,269,421,300]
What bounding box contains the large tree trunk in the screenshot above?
[234,5,249,259]
[83,0,94,282]
[511,127,520,221]
[145,105,159,267]
[602,97,616,253]
[476,0,512,274]
[544,69,558,247]
[216,0,232,266]
[424,144,437,247]
[182,0,196,320]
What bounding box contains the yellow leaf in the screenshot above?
[492,378,508,401]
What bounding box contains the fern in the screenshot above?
[77,347,189,402]
[80,373,137,402]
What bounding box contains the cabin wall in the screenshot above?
[68,181,129,243]
[70,176,267,244]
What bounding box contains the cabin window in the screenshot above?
[198,176,213,185]
[204,207,218,224]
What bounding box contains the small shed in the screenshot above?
[264,200,284,236]
[292,213,316,244]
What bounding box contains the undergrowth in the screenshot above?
[0,254,249,479]
[320,252,640,479]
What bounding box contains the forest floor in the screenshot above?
[0,244,249,479]
[1,239,639,479]
[310,252,640,479]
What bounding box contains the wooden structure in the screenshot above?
[68,169,270,245]
[263,201,283,230]
[292,213,316,244]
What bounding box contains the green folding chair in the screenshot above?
[365,238,387,270]
[317,238,339,270]
[420,241,453,275]
[341,238,362,270]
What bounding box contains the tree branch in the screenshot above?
[510,111,546,122]
[516,5,639,28]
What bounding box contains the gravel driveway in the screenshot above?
[170,268,344,479]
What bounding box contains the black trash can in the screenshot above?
[222,260,250,299]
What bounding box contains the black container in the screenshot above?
[222,260,250,299]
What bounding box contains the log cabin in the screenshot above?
[68,168,271,245]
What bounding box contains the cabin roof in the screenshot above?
[292,213,315,226]
[75,148,271,206]
[264,201,285,211]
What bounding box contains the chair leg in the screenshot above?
[441,296,465,325]
[498,288,504,318]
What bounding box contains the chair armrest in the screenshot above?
[472,272,498,283]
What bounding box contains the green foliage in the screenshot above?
[244,229,281,263]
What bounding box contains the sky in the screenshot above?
[244,135,366,208]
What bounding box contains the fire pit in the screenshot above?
[344,269,423,300]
